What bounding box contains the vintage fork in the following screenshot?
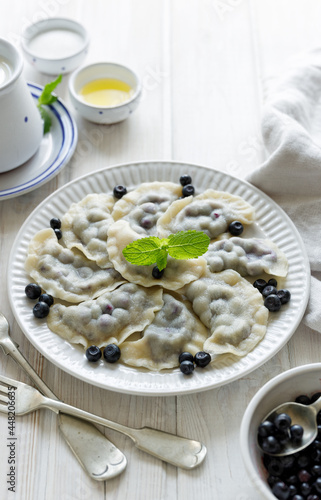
[0,374,207,469]
[0,312,126,480]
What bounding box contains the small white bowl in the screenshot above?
[68,62,142,124]
[21,18,89,75]
[240,363,321,499]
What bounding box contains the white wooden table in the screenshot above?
[0,1,320,499]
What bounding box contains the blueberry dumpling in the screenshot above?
[47,283,163,348]
[120,292,209,371]
[157,189,255,240]
[25,228,125,303]
[183,269,268,357]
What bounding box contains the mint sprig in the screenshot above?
[122,230,210,271]
[37,74,62,134]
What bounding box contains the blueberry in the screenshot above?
[152,266,164,279]
[113,185,127,199]
[285,473,298,484]
[86,345,102,362]
[296,454,310,468]
[140,217,153,229]
[311,448,321,462]
[277,289,291,304]
[228,221,244,236]
[291,495,304,500]
[274,413,292,431]
[182,184,195,197]
[103,344,121,363]
[261,435,282,454]
[25,283,42,300]
[179,175,192,186]
[264,294,282,312]
[179,352,194,364]
[267,474,279,487]
[314,477,321,493]
[39,293,54,307]
[312,439,321,450]
[50,217,61,230]
[262,285,278,297]
[288,485,298,497]
[280,454,296,470]
[258,420,276,438]
[179,360,194,375]
[267,458,284,477]
[271,481,290,499]
[295,395,311,405]
[311,465,321,476]
[300,482,312,496]
[54,228,62,240]
[290,425,304,441]
[298,469,312,483]
[275,430,290,445]
[268,278,278,288]
[33,301,50,318]
[311,392,321,404]
[253,278,267,293]
[194,351,211,368]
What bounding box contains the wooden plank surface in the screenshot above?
[1,1,321,499]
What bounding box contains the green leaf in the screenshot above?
[167,230,210,259]
[156,249,168,271]
[37,75,63,134]
[38,106,52,135]
[122,236,162,266]
[38,74,62,106]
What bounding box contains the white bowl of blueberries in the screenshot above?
[240,363,321,500]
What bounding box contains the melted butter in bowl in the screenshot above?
[79,78,135,107]
[69,62,142,124]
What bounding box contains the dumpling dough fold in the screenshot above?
[204,237,288,277]
[120,292,209,371]
[25,228,125,303]
[183,269,268,357]
[47,283,163,348]
[111,182,182,236]
[157,189,255,240]
[61,193,115,268]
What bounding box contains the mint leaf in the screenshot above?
[156,249,168,271]
[122,236,162,266]
[38,74,62,106]
[167,230,210,259]
[122,230,210,271]
[37,74,62,134]
[38,106,52,135]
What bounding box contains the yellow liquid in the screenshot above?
[79,78,134,107]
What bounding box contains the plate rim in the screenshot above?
[0,82,77,200]
[7,160,311,396]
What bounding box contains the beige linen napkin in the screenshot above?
[246,48,321,333]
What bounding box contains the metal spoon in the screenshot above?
[0,312,127,480]
[258,397,321,456]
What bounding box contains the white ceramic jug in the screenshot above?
[0,38,43,173]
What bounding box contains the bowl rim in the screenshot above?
[0,38,23,91]
[21,17,90,63]
[240,362,321,498]
[68,61,142,110]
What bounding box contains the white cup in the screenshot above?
[0,38,43,173]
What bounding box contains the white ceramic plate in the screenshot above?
[0,83,77,200]
[7,161,310,396]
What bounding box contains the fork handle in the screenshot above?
[0,336,127,479]
[43,398,206,469]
